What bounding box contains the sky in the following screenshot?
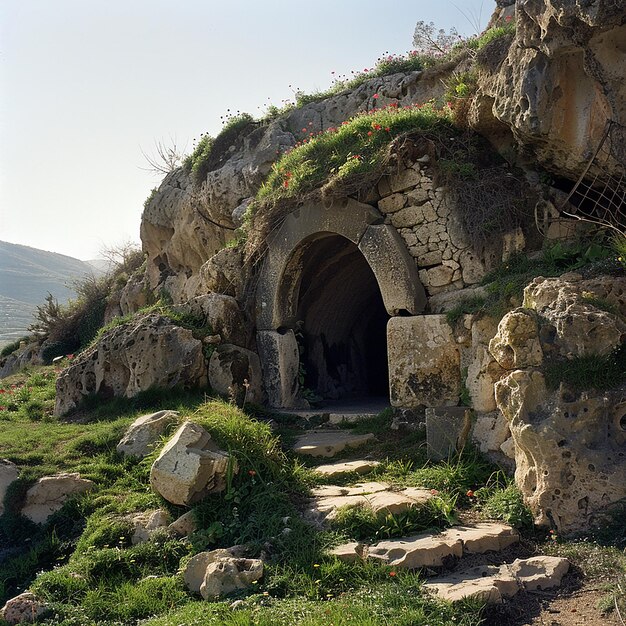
[0,0,495,261]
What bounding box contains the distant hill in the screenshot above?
[0,241,99,347]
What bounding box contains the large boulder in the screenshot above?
[182,294,250,347]
[495,369,626,533]
[116,410,180,458]
[54,314,207,416]
[21,473,95,524]
[184,548,263,599]
[488,308,543,370]
[150,421,235,506]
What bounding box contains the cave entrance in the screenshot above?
[255,198,427,409]
[296,234,389,401]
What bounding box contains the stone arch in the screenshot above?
[255,198,426,408]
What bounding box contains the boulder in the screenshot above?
[169,510,197,537]
[488,308,543,369]
[183,294,249,347]
[150,421,235,506]
[128,509,171,545]
[116,410,179,458]
[208,344,263,405]
[0,593,48,625]
[495,370,626,533]
[523,275,626,359]
[184,548,263,599]
[197,248,246,300]
[0,459,19,516]
[21,473,94,524]
[54,314,206,416]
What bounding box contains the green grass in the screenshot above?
[252,101,454,209]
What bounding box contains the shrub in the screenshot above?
[0,337,30,359]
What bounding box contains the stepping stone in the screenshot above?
[424,556,570,603]
[308,482,434,522]
[313,459,380,477]
[292,430,375,458]
[330,522,519,568]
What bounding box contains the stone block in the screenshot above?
[388,316,461,408]
[116,410,179,458]
[256,330,301,408]
[377,193,406,214]
[426,407,472,461]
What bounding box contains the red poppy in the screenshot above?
[389,571,397,577]
[466,490,474,498]
[248,469,257,476]
[373,93,379,99]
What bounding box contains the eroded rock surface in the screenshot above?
[0,593,48,625]
[150,421,234,506]
[55,314,206,416]
[184,548,263,599]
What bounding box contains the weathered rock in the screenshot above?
[312,459,380,477]
[22,473,95,524]
[489,308,543,369]
[169,510,197,537]
[523,275,626,359]
[197,248,246,300]
[184,548,263,599]
[129,509,171,545]
[116,410,179,458]
[425,407,472,461]
[208,344,263,405]
[425,556,570,603]
[308,482,434,522]
[0,343,42,379]
[495,370,626,533]
[54,314,206,416]
[183,294,249,347]
[365,523,518,569]
[329,542,365,563]
[150,421,234,506]
[0,593,48,625]
[292,430,376,458]
[472,412,511,456]
[388,316,461,408]
[0,460,19,516]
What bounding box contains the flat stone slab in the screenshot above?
[424,556,570,603]
[313,459,380,477]
[331,522,519,568]
[293,430,375,458]
[308,482,434,523]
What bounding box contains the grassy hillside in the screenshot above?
[0,242,97,346]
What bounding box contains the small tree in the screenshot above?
[413,20,461,55]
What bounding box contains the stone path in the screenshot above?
[277,398,389,425]
[292,430,376,457]
[307,481,434,522]
[312,459,380,477]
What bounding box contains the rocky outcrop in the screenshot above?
[21,473,94,524]
[473,0,626,179]
[184,547,263,599]
[489,273,626,533]
[116,410,180,458]
[54,314,206,416]
[150,421,234,506]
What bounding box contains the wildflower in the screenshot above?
[367,131,373,136]
[302,128,307,132]
[67,354,74,360]
[248,469,257,476]
[389,571,397,577]
[385,127,391,132]
[0,390,5,394]
[430,489,439,495]
[283,181,289,188]
[313,563,320,568]
[505,15,513,22]
[373,93,379,99]
[466,490,474,498]
[0,407,5,411]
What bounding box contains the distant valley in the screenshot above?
[0,241,101,347]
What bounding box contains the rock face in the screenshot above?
[0,460,19,516]
[54,314,206,416]
[184,548,263,599]
[116,410,180,458]
[208,344,263,405]
[21,473,95,524]
[0,593,48,625]
[150,421,234,506]
[489,309,543,369]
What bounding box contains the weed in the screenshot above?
[446,295,486,325]
[475,475,533,529]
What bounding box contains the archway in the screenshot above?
[255,198,427,408]
[296,234,389,400]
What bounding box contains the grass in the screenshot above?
[253,101,454,208]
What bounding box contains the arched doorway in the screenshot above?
[255,198,426,408]
[296,234,389,400]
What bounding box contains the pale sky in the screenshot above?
[1,0,495,261]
